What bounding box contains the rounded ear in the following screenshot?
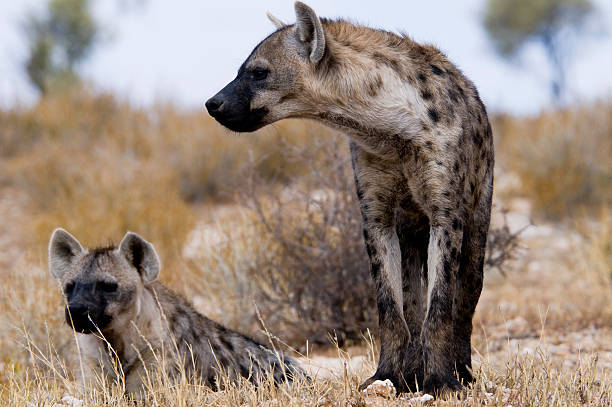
[294,1,325,64]
[118,232,161,283]
[266,11,286,29]
[49,228,85,279]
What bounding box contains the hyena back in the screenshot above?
[206,2,493,394]
[48,229,301,399]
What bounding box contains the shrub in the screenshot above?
[240,136,375,347]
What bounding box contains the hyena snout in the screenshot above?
[205,95,224,115]
[65,304,111,333]
[206,76,269,132]
[65,301,112,333]
[65,285,112,333]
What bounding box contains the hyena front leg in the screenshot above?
[422,217,464,394]
[351,143,410,392]
[74,336,112,397]
[396,203,429,391]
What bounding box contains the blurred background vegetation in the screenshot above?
[24,0,99,95]
[0,0,610,370]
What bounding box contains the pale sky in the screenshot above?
[0,0,611,114]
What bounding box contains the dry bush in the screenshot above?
[240,136,375,348]
[180,134,373,348]
[493,102,612,220]
[485,207,526,276]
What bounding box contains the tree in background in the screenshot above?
[24,0,98,94]
[483,0,596,103]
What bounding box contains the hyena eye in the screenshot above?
[98,282,118,293]
[64,282,75,294]
[251,69,269,81]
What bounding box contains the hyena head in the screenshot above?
[206,1,333,132]
[48,229,160,334]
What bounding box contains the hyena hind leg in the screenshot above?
[396,205,429,392]
[421,221,464,394]
[453,202,491,385]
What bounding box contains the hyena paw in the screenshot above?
[358,374,382,392]
[423,374,463,396]
[401,369,424,393]
[455,363,475,385]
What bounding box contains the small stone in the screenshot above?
[362,379,396,399]
[60,395,83,407]
[411,393,434,403]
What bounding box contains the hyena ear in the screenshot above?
[294,1,325,64]
[118,232,161,283]
[49,228,85,279]
[266,11,286,29]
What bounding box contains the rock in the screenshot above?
[362,379,396,399]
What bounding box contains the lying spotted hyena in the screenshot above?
[49,228,302,399]
[206,2,494,394]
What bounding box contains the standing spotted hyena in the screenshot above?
[205,2,493,394]
[48,229,302,399]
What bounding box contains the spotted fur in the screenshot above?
[48,229,302,399]
[206,2,493,395]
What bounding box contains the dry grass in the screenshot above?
[0,317,609,406]
[0,91,610,405]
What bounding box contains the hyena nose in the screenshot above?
[68,303,89,319]
[205,96,225,116]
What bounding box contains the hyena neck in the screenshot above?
[304,23,429,156]
[314,99,423,158]
[104,286,166,363]
[310,81,425,158]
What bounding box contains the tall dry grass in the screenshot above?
[1,320,609,406]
